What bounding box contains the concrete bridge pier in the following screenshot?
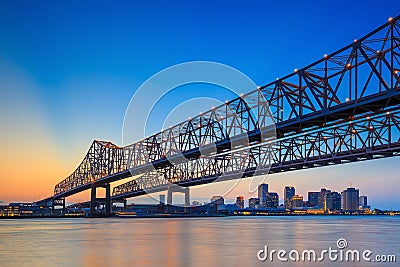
[105,183,111,214]
[167,186,190,207]
[90,183,112,217]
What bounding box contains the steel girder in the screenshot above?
[54,141,126,195]
[55,16,400,199]
[113,107,400,199]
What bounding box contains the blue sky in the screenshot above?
[0,0,399,208]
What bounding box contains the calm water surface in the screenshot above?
[0,216,399,267]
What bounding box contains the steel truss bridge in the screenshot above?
[38,16,400,214]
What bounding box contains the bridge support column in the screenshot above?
[90,185,97,216]
[105,183,111,215]
[167,186,190,208]
[184,188,190,207]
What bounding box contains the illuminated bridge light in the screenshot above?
[354,39,357,43]
[346,63,352,69]
[367,116,370,120]
[324,54,328,58]
[389,17,393,22]
[294,68,298,73]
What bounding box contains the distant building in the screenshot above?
[359,196,370,210]
[325,192,341,211]
[248,198,260,209]
[159,194,166,205]
[318,188,331,208]
[210,196,224,205]
[265,192,279,208]
[342,187,360,211]
[284,186,295,209]
[236,196,244,209]
[258,184,269,205]
[191,200,201,206]
[359,196,368,206]
[307,192,319,207]
[291,195,303,208]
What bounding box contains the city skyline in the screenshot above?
[0,1,399,210]
[200,183,368,210]
[159,183,371,210]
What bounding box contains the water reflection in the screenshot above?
[0,216,399,267]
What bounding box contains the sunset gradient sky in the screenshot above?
[1,1,399,209]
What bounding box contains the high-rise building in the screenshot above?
[258,184,269,205]
[307,192,319,207]
[318,188,331,208]
[342,187,360,211]
[249,198,260,209]
[236,196,244,209]
[290,195,303,208]
[284,186,295,209]
[265,192,279,208]
[326,192,341,211]
[210,196,224,205]
[359,196,368,207]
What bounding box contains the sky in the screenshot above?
[0,0,399,209]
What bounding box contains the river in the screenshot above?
[0,216,398,266]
